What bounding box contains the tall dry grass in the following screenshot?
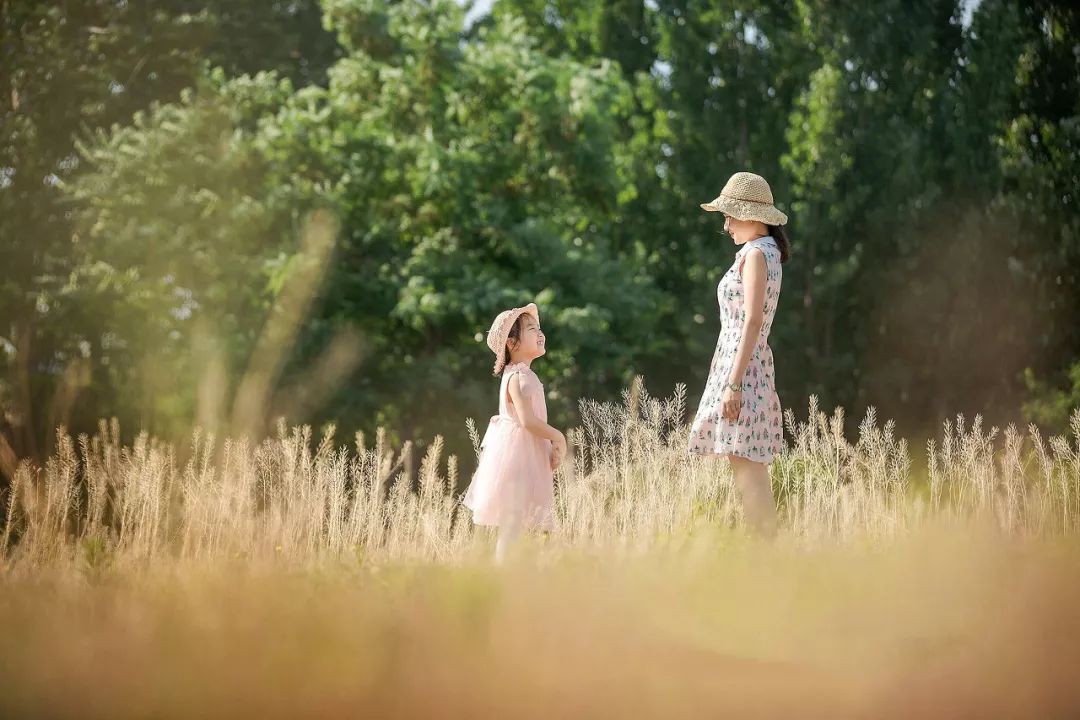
[2,379,1078,573]
[2,381,1080,718]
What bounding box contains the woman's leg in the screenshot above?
[728,455,778,538]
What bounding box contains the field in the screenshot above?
[2,382,1079,718]
[6,2,1080,717]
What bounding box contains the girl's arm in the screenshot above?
[721,249,767,420]
[507,374,565,447]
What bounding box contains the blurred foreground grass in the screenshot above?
[2,528,1079,718]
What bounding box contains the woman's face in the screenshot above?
[723,214,767,245]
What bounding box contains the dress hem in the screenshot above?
[464,504,554,532]
[688,446,777,464]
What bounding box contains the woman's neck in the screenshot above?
[507,356,532,368]
[744,223,769,243]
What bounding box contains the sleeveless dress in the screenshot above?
[688,236,784,463]
[463,362,555,530]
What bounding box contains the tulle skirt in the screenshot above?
[463,416,554,531]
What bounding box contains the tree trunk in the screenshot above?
[14,315,38,462]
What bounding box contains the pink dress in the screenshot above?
[463,362,555,530]
[688,236,784,463]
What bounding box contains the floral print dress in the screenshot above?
[688,236,784,463]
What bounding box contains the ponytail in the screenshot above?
[768,224,791,263]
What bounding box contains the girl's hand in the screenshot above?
[551,433,567,470]
[721,387,742,422]
[550,446,562,471]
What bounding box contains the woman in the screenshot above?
[688,171,789,537]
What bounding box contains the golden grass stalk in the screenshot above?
[2,380,1076,574]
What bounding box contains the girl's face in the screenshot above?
[509,314,545,362]
[723,214,768,245]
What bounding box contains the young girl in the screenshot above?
[463,303,566,563]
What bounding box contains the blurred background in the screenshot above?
[1,0,1078,477]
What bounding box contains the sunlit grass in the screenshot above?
[1,381,1078,717]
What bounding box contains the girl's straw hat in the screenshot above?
[700,171,788,226]
[487,303,539,375]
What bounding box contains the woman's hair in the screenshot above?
[497,314,527,376]
[768,224,791,264]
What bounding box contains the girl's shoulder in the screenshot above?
[503,362,542,387]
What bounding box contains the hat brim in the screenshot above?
[700,197,788,226]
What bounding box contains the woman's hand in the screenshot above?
[721,387,742,422]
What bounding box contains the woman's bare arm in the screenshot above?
[727,249,767,388]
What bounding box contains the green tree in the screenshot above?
[259,1,668,449]
[8,0,1080,472]
[2,2,208,459]
[69,71,298,438]
[71,1,666,463]
[1023,361,1080,434]
[781,0,1079,432]
[0,1,337,462]
[492,0,657,78]
[494,0,1080,436]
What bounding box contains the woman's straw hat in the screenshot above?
[700,171,788,226]
[486,303,539,375]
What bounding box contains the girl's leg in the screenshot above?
[728,455,778,538]
[495,516,523,564]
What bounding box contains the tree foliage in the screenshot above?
[2,0,1078,470]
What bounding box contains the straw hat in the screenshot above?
[486,303,539,375]
[700,171,788,226]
